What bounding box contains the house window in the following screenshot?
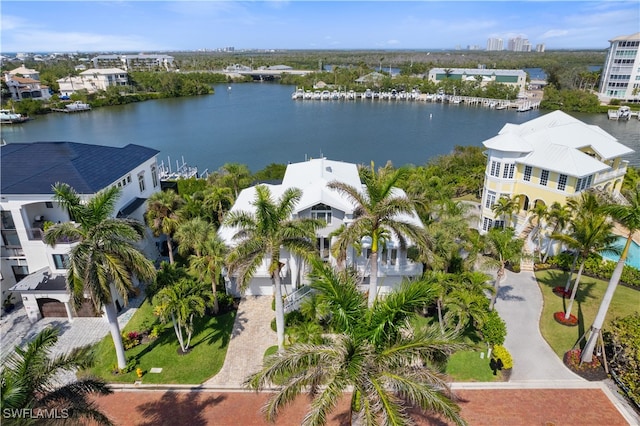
[575,175,593,192]
[557,174,568,191]
[493,220,505,229]
[485,191,497,209]
[311,204,332,225]
[151,165,158,188]
[490,161,501,177]
[45,202,53,208]
[316,237,331,260]
[52,254,69,270]
[540,170,549,186]
[138,173,146,192]
[390,249,397,266]
[482,217,493,231]
[501,163,515,179]
[523,166,532,182]
[12,265,29,282]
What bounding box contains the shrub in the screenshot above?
[491,345,513,370]
[482,311,507,347]
[122,331,142,350]
[149,324,163,340]
[604,313,640,406]
[216,292,235,313]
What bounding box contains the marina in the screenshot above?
[291,88,541,111]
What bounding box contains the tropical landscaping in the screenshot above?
[2,147,639,424]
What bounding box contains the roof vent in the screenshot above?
[325,166,332,173]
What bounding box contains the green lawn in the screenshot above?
[84,299,235,384]
[536,269,640,358]
[445,349,503,382]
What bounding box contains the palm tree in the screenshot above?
[44,183,156,370]
[203,185,234,226]
[551,213,617,321]
[490,195,520,229]
[154,278,212,353]
[1,328,113,425]
[328,163,426,307]
[529,203,548,261]
[541,202,571,263]
[247,260,467,426]
[190,234,228,315]
[444,288,490,333]
[146,190,184,264]
[582,183,640,362]
[483,227,524,310]
[225,185,323,351]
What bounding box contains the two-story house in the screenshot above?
[218,158,423,297]
[57,68,128,96]
[1,142,160,322]
[3,65,52,101]
[478,110,634,234]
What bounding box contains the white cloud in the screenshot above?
[540,29,569,39]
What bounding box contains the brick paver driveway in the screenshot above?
[92,387,633,425]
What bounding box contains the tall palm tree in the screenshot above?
[225,185,323,351]
[529,203,549,260]
[582,183,640,362]
[146,189,184,264]
[328,163,426,307]
[203,185,234,226]
[551,213,617,321]
[154,278,212,353]
[483,227,524,310]
[1,328,113,425]
[542,202,571,263]
[490,195,520,229]
[44,183,156,370]
[247,260,467,426]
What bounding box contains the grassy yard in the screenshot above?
[536,269,640,358]
[84,299,235,384]
[445,349,503,382]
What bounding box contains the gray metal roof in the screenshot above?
[1,141,159,195]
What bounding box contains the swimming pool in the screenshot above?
[601,236,640,270]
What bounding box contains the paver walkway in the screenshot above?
[493,269,583,382]
[204,296,275,388]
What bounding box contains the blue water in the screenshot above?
[602,237,640,270]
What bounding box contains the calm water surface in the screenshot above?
[2,83,638,173]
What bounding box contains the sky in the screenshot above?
[1,1,639,53]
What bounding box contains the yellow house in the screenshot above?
[479,110,634,233]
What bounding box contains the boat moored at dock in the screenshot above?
[0,109,29,124]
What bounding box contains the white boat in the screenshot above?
[364,89,373,99]
[608,106,631,120]
[0,109,28,124]
[65,101,91,112]
[291,88,304,100]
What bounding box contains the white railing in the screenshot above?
[283,286,313,313]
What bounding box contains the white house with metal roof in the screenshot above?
[218,158,423,297]
[478,110,634,233]
[0,142,160,322]
[57,68,128,96]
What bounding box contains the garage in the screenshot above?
[37,298,98,318]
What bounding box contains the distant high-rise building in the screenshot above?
[535,44,546,53]
[487,38,504,51]
[599,32,640,102]
[508,37,529,52]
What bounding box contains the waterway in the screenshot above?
[2,83,638,174]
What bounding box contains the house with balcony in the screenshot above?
[3,66,52,101]
[218,158,423,298]
[1,142,160,322]
[57,68,128,96]
[478,110,634,235]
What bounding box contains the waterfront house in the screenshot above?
[57,68,129,96]
[3,66,52,101]
[0,142,160,322]
[218,158,423,297]
[478,110,634,236]
[428,68,527,93]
